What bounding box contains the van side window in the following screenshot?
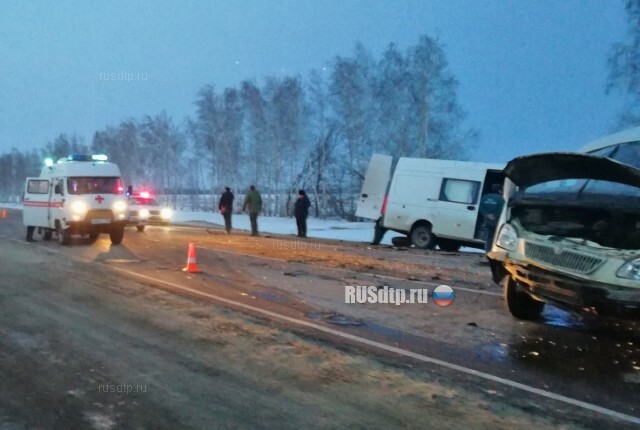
[439,178,480,204]
[56,179,64,195]
[27,179,50,194]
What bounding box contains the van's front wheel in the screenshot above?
[503,276,544,320]
[410,225,436,249]
[89,229,100,243]
[59,228,72,246]
[110,225,125,245]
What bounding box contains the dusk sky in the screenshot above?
[0,0,629,162]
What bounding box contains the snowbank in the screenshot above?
[0,203,482,251]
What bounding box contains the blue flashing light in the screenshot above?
[67,154,92,162]
[65,154,109,162]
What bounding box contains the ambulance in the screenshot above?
[22,154,129,245]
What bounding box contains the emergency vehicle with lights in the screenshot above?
[22,154,129,245]
[127,190,173,232]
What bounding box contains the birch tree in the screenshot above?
[607,0,640,127]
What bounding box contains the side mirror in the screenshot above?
[54,184,62,195]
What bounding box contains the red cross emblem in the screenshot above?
[95,195,104,204]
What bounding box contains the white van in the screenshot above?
[23,154,129,245]
[357,154,504,251]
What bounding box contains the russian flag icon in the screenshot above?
[432,285,455,307]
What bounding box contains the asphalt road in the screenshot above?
[1,207,639,429]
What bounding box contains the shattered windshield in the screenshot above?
[526,178,640,195]
[520,178,640,209]
[521,141,640,206]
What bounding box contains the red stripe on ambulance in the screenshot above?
[23,201,64,208]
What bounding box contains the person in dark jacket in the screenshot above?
[479,184,505,252]
[218,187,234,233]
[370,195,389,245]
[26,226,37,242]
[294,189,311,238]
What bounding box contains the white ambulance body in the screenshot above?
[357,154,505,251]
[23,154,129,245]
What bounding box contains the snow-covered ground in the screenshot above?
[173,210,405,245]
[0,203,402,245]
[2,203,483,252]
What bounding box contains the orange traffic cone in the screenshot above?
[182,242,202,273]
[1,210,6,219]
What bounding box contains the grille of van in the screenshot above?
[85,210,114,221]
[524,242,604,274]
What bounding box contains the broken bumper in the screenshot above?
[502,259,640,318]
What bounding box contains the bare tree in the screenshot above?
[607,0,640,128]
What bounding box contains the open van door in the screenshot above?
[23,177,51,227]
[356,154,393,220]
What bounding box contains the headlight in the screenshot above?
[617,258,640,280]
[113,201,127,212]
[496,223,518,251]
[71,201,87,214]
[139,209,150,218]
[161,208,173,220]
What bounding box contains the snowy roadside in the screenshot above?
[0,203,482,252]
[172,209,406,245]
[0,203,402,245]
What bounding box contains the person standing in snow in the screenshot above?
[293,189,311,238]
[370,195,389,245]
[243,185,263,236]
[218,187,234,233]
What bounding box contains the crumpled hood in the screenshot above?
[504,152,640,188]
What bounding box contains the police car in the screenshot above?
[23,154,129,245]
[127,191,173,232]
